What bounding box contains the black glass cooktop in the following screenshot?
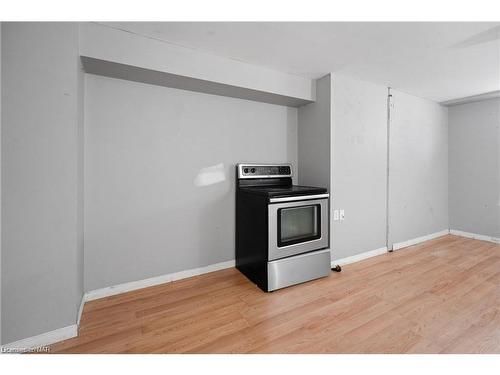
[239,185,327,197]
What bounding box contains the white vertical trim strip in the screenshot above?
[76,295,85,328]
[386,87,392,250]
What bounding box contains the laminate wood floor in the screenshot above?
[50,235,500,353]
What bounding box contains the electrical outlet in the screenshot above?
[333,210,339,221]
[340,209,345,221]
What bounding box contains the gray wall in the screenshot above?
[1,23,83,343]
[298,75,331,190]
[84,74,298,291]
[389,90,449,246]
[330,74,388,259]
[298,74,450,260]
[449,98,500,238]
[0,22,3,343]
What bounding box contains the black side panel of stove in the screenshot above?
[235,190,269,292]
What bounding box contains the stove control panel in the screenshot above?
[237,164,293,179]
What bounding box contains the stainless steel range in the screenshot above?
[235,163,332,292]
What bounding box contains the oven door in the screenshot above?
[268,194,329,261]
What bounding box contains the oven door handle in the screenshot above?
[269,193,329,203]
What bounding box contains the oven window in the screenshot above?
[278,205,321,247]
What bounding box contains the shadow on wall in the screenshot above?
[197,163,235,267]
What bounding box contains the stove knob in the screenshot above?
[250,168,256,173]
[243,168,249,174]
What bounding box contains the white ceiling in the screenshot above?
[101,22,500,103]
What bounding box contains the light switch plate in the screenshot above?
[340,209,345,221]
[333,210,339,221]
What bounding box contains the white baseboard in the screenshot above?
[331,246,388,267]
[1,325,77,352]
[392,229,450,251]
[84,259,236,302]
[450,229,500,244]
[2,259,236,351]
[8,230,491,351]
